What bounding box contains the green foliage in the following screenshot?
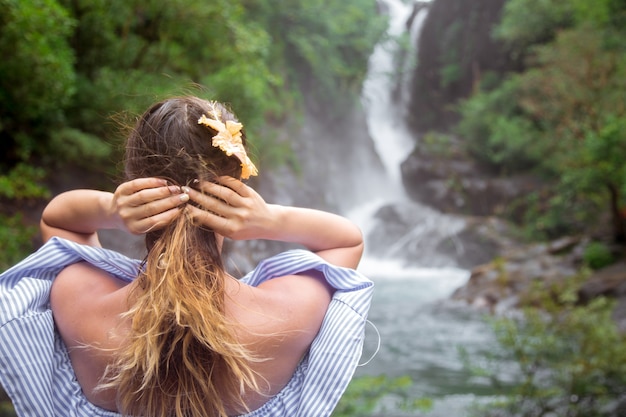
[245,0,386,110]
[508,188,599,241]
[471,277,626,417]
[457,0,626,242]
[47,128,112,167]
[58,0,283,135]
[0,163,47,271]
[568,0,626,40]
[440,63,461,89]
[438,21,463,88]
[0,163,50,200]
[583,241,615,270]
[332,374,431,417]
[494,0,574,53]
[0,0,382,237]
[556,115,626,197]
[420,131,462,158]
[456,77,542,172]
[0,402,16,417]
[0,0,76,120]
[0,386,15,417]
[1,0,382,174]
[516,29,625,146]
[515,27,626,240]
[0,0,76,161]
[0,213,38,271]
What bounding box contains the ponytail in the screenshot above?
[100,213,260,417]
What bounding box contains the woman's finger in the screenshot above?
[195,181,244,207]
[127,207,182,234]
[216,176,250,196]
[132,191,188,219]
[184,179,270,241]
[114,178,188,234]
[185,186,233,218]
[185,205,232,234]
[117,177,168,197]
[123,185,181,207]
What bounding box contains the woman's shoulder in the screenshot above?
[229,260,332,338]
[50,262,130,342]
[43,238,138,338]
[49,261,130,411]
[225,264,333,406]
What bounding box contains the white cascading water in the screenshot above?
[351,1,500,415]
[355,0,466,268]
[361,0,420,186]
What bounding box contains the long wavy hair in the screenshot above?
[100,97,260,417]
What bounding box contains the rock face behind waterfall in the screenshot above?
[398,0,532,223]
[400,135,541,220]
[406,0,520,133]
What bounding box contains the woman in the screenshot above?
[0,97,373,417]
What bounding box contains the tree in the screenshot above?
[242,0,386,114]
[457,0,626,242]
[59,0,283,136]
[516,28,626,241]
[0,0,76,165]
[494,0,574,58]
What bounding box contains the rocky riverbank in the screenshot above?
[399,133,626,330]
[451,234,626,331]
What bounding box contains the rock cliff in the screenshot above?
[406,0,520,133]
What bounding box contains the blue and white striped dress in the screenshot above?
[0,237,374,417]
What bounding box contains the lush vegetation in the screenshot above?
[456,0,626,242]
[333,374,431,416]
[0,0,385,267]
[428,2,626,415]
[334,375,401,416]
[468,273,626,417]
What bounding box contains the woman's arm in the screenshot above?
[40,190,119,246]
[260,205,364,268]
[42,176,364,267]
[185,177,364,268]
[40,178,187,245]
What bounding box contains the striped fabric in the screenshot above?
[0,237,374,417]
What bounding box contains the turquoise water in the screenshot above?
[354,259,501,416]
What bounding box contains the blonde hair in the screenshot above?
[100,97,260,416]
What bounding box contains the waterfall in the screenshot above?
[361,0,425,186]
[351,7,502,416]
[354,0,466,269]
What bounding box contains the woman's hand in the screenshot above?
[40,178,186,246]
[112,178,189,235]
[184,177,276,241]
[185,177,364,268]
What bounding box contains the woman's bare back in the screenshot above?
[50,261,332,414]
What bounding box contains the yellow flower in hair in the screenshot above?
[198,114,258,179]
